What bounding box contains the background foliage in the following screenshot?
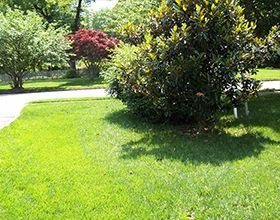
[0,0,94,31]
[239,0,280,37]
[0,0,73,26]
[240,0,280,67]
[84,0,161,41]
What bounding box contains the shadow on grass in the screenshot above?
[105,94,280,165]
[57,77,105,87]
[219,93,280,134]
[0,77,106,94]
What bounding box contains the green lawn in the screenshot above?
[254,68,280,80]
[0,77,107,93]
[0,94,279,219]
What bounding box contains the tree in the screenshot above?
[0,9,70,90]
[1,0,97,76]
[106,0,261,123]
[68,28,117,76]
[69,0,95,76]
[1,0,95,31]
[84,0,160,41]
[0,0,73,27]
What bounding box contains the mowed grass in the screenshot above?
[0,77,107,93]
[0,95,279,219]
[254,68,280,80]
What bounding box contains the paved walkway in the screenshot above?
[262,81,280,90]
[0,81,279,130]
[0,89,107,129]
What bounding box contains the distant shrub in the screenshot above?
[106,0,261,123]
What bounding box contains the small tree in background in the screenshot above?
[68,29,117,76]
[106,0,262,124]
[0,9,70,90]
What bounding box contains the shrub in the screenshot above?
[68,29,117,76]
[0,9,70,90]
[106,0,261,123]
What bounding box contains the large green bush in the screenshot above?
[106,0,261,123]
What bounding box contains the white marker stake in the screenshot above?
[245,102,249,116]
[234,107,238,119]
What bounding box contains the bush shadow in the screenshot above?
[219,93,280,134]
[105,94,280,165]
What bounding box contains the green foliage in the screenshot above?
[0,9,70,89]
[240,0,280,37]
[239,0,280,67]
[84,0,160,42]
[83,8,114,34]
[0,0,73,27]
[1,0,94,30]
[106,0,261,123]
[264,26,280,67]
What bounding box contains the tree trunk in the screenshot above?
[68,0,84,78]
[11,73,24,92]
[88,62,100,79]
[72,0,83,33]
[67,59,78,78]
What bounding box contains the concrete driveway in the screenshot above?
[0,89,107,129]
[262,81,280,90]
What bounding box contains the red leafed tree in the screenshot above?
[68,29,117,74]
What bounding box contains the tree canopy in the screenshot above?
[84,0,161,37]
[0,0,95,31]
